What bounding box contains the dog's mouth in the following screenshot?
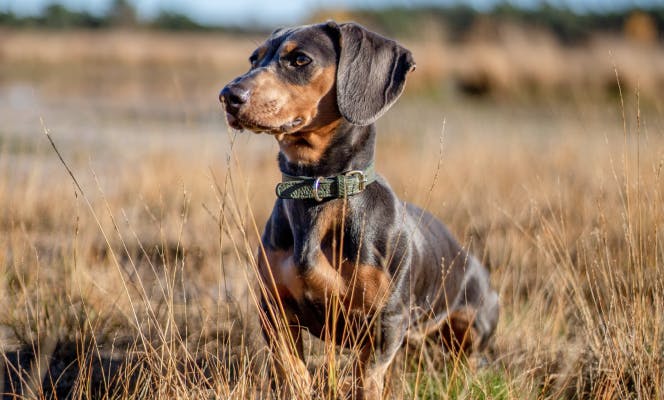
[224,111,304,135]
[224,112,243,130]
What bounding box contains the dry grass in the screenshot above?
[1,30,663,399]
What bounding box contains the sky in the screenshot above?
[1,0,660,27]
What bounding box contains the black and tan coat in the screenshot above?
[220,21,499,399]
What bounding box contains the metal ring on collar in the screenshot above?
[312,176,324,202]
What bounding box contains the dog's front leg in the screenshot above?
[339,311,407,400]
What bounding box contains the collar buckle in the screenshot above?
[345,170,366,192]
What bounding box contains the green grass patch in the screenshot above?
[410,366,512,400]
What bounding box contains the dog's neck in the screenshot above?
[278,121,375,178]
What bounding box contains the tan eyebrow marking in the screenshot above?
[252,45,268,63]
[280,41,298,56]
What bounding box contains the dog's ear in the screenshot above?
[335,22,416,126]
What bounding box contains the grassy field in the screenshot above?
[1,29,663,399]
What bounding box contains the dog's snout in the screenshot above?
[220,84,250,113]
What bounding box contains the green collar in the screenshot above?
[276,162,376,201]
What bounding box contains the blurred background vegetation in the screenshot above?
[1,0,662,42]
[2,0,663,103]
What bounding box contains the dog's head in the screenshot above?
[219,21,415,136]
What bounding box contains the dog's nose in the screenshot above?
[220,84,250,113]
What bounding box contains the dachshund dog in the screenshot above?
[220,21,499,399]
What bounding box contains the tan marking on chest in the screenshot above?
[301,256,391,313]
[259,203,391,313]
[258,248,303,300]
[340,261,391,312]
[261,250,390,313]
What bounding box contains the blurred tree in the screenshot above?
[0,11,18,26]
[108,0,137,27]
[152,11,203,31]
[443,5,477,40]
[38,4,104,29]
[42,4,80,28]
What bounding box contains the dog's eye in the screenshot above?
[291,54,311,67]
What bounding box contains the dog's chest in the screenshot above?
[262,247,341,303]
[261,244,391,314]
